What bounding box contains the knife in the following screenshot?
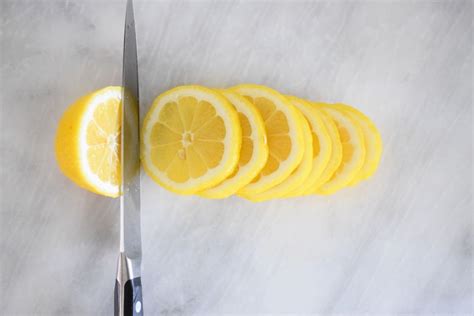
[114,0,143,315]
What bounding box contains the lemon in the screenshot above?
[230,84,305,196]
[285,97,332,197]
[243,106,313,202]
[332,103,383,185]
[315,104,366,195]
[304,102,343,194]
[199,89,268,199]
[55,86,124,197]
[141,85,241,195]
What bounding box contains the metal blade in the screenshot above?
[120,0,141,268]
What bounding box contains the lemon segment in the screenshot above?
[199,90,268,198]
[230,84,305,196]
[55,86,123,197]
[141,85,241,195]
[332,103,383,185]
[244,106,313,202]
[285,97,332,197]
[315,104,365,195]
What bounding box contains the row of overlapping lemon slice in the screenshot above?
[141,84,382,201]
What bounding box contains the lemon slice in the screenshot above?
[141,85,241,195]
[315,104,365,194]
[231,84,305,196]
[199,90,268,199]
[285,97,332,197]
[55,86,125,197]
[304,102,343,194]
[332,103,382,185]
[244,107,313,202]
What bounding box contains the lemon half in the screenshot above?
[55,86,124,197]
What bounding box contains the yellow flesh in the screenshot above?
[255,97,291,175]
[150,98,227,182]
[86,98,121,185]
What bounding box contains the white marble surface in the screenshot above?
[1,0,472,314]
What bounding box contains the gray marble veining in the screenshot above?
[0,0,472,315]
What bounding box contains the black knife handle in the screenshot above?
[114,277,143,316]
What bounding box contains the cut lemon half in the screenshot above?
[244,107,313,202]
[332,103,383,185]
[285,97,332,197]
[315,104,365,195]
[141,85,241,195]
[55,86,124,197]
[231,84,305,196]
[199,89,268,199]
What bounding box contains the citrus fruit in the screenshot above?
[141,85,241,195]
[55,86,124,197]
[332,103,382,185]
[285,97,332,197]
[244,107,313,202]
[304,102,343,194]
[230,84,305,196]
[199,89,268,199]
[315,104,365,194]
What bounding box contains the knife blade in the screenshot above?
[114,0,143,315]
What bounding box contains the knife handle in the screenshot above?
[114,277,143,316]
